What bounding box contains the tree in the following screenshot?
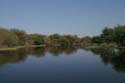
[28,34,45,45]
[62,35,77,46]
[80,36,92,46]
[0,28,19,47]
[10,29,27,45]
[114,25,125,46]
[33,37,43,45]
[101,27,115,43]
[92,25,125,46]
[92,36,104,44]
[48,34,66,46]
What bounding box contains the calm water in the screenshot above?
[0,47,125,83]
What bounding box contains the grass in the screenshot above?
[0,45,46,51]
[0,47,17,51]
[0,46,25,51]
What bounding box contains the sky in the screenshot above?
[0,0,125,36]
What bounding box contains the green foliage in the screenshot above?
[33,36,43,45]
[101,27,115,43]
[26,34,45,45]
[92,25,125,46]
[0,25,125,48]
[92,36,104,44]
[114,25,125,46]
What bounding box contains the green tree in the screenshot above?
[33,37,43,45]
[101,27,115,43]
[114,25,125,46]
[28,34,45,45]
[91,36,104,44]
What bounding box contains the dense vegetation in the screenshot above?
[0,27,83,48]
[92,25,125,47]
[0,25,125,49]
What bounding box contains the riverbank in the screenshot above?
[0,46,25,51]
[81,43,125,49]
[83,46,125,49]
[0,45,125,51]
[0,43,124,52]
[0,45,47,51]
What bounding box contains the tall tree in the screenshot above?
[10,29,27,45]
[101,27,115,43]
[0,28,19,47]
[114,25,125,46]
[92,36,104,44]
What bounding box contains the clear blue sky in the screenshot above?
[0,0,125,36]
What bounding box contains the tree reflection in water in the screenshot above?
[0,47,78,66]
[0,47,125,73]
[89,48,125,72]
[0,49,27,66]
[48,47,78,56]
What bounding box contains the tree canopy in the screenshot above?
[0,25,125,48]
[92,25,125,46]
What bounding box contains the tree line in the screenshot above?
[0,25,125,48]
[0,27,85,48]
[92,25,125,47]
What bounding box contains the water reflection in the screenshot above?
[89,48,125,72]
[0,50,27,66]
[0,47,78,66]
[0,47,125,73]
[48,47,78,56]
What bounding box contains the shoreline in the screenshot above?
[0,45,125,51]
[0,45,46,51]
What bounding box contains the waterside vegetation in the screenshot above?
[0,25,125,51]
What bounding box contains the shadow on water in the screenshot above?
[0,47,125,73]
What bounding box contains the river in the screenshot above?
[0,47,125,83]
